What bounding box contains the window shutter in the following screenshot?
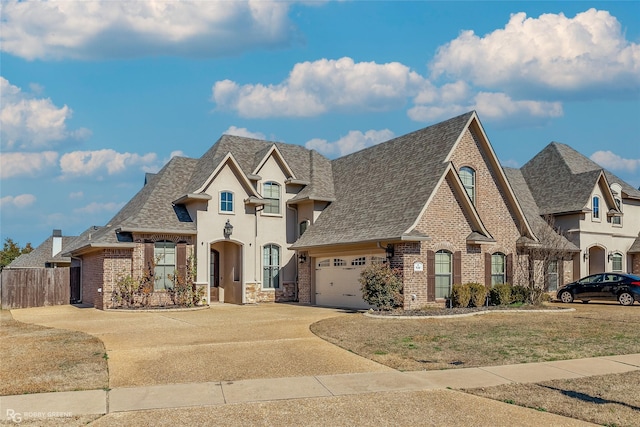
[506,253,513,285]
[144,243,154,276]
[485,252,491,287]
[558,259,564,288]
[177,243,187,281]
[427,250,435,301]
[453,251,462,284]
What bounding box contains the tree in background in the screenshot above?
[0,238,33,271]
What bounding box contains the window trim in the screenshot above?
[435,250,453,299]
[262,244,280,289]
[491,252,506,286]
[459,166,476,204]
[219,190,234,214]
[547,259,559,292]
[262,181,281,216]
[154,241,176,291]
[592,196,600,221]
[611,252,623,272]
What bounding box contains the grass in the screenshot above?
[465,371,640,427]
[310,303,640,371]
[0,310,109,396]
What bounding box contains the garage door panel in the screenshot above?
[315,257,376,310]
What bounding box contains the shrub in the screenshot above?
[468,282,487,307]
[168,256,204,307]
[511,285,530,304]
[490,283,512,306]
[359,263,403,311]
[451,284,471,308]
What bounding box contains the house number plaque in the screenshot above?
[413,262,423,272]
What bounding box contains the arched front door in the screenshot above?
[588,246,606,275]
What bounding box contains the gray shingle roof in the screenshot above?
[521,142,640,215]
[292,112,474,248]
[629,235,640,254]
[7,235,75,268]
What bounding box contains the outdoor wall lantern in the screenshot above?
[607,252,613,262]
[298,253,307,264]
[224,220,233,238]
[583,252,589,262]
[385,244,395,259]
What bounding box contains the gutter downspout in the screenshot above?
[288,204,299,302]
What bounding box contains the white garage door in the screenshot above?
[315,255,384,310]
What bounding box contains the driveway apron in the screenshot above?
[10,304,393,388]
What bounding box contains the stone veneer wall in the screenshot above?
[297,253,312,304]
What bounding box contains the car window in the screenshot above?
[579,274,602,284]
[604,274,618,283]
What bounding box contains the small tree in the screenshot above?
[168,256,204,307]
[359,263,403,311]
[0,238,33,271]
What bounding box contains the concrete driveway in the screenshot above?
[10,303,393,388]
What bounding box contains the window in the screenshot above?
[371,256,386,265]
[460,167,476,204]
[317,259,330,268]
[333,258,346,267]
[491,252,506,286]
[263,182,280,214]
[435,250,452,299]
[592,196,600,219]
[612,198,622,225]
[611,253,623,272]
[263,244,280,288]
[547,260,558,292]
[299,220,309,237]
[220,191,233,213]
[352,257,366,266]
[154,241,175,290]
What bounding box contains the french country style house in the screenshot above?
[61,111,639,310]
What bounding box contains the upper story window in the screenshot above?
[263,244,280,289]
[219,191,234,213]
[435,250,452,299]
[491,252,506,286]
[460,167,476,204]
[154,241,175,290]
[299,220,309,237]
[611,253,623,272]
[263,182,280,214]
[612,198,622,225]
[592,196,600,220]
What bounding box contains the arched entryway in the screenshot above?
[588,246,606,275]
[210,240,243,304]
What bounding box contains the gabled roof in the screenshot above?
[292,112,477,248]
[7,235,75,268]
[521,142,639,215]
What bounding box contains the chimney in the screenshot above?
[52,229,62,257]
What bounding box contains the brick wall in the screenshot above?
[81,251,104,309]
[102,248,134,309]
[632,254,640,275]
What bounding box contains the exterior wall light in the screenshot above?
[298,253,307,264]
[224,220,233,238]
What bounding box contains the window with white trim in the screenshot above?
[547,260,558,292]
[592,196,600,220]
[317,259,330,268]
[611,253,623,272]
[435,250,452,299]
[371,256,385,265]
[333,258,346,267]
[220,191,234,213]
[263,182,280,214]
[263,244,280,288]
[612,198,622,225]
[491,252,506,286]
[352,257,366,266]
[460,167,476,204]
[154,241,175,290]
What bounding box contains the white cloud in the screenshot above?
[0,77,91,151]
[305,129,394,158]
[0,151,59,179]
[431,9,640,95]
[223,126,266,140]
[0,194,36,209]
[69,191,84,199]
[73,201,125,215]
[590,151,640,173]
[213,57,425,118]
[59,149,157,177]
[0,0,296,60]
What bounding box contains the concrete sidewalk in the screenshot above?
[2,353,638,421]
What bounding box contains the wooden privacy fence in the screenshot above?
[0,268,70,309]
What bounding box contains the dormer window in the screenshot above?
[220,191,234,213]
[460,167,476,204]
[263,182,280,214]
[612,198,622,225]
[592,196,600,220]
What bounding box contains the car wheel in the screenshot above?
[559,290,573,303]
[581,300,590,304]
[618,292,634,306]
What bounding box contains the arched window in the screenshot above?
[263,244,280,288]
[592,196,600,219]
[263,182,280,214]
[491,252,506,286]
[154,241,176,290]
[460,167,476,204]
[435,250,452,299]
[220,191,234,213]
[611,253,623,272]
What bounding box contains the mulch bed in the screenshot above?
[370,304,567,317]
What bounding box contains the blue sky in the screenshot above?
[1,1,639,247]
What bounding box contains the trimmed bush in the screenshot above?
[511,285,530,304]
[490,283,512,306]
[359,263,403,311]
[468,282,487,307]
[451,284,471,308]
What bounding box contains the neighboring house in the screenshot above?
[505,142,640,281]
[6,230,73,269]
[62,111,638,310]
